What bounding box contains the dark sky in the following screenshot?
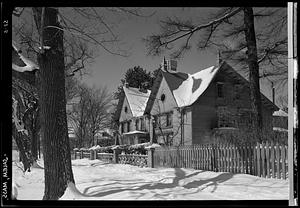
[12,7,287,107]
[78,8,218,91]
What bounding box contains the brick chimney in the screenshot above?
[169,59,177,71]
[124,81,129,88]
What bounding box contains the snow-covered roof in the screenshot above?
[123,86,151,117]
[122,130,149,135]
[12,42,39,72]
[162,65,220,107]
[273,109,288,117]
[159,62,277,111]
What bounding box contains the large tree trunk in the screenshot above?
[243,7,263,142]
[31,108,40,160]
[33,7,75,200]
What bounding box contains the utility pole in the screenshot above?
[288,2,298,206]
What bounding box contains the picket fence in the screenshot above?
[154,142,288,179]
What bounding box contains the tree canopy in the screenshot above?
[114,66,160,99]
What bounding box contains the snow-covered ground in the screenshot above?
[12,152,289,200]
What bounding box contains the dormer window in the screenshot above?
[216,82,224,98]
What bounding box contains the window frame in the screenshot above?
[140,117,145,130]
[135,119,139,130]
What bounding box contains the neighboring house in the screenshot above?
[95,129,114,139]
[115,59,279,146]
[273,109,288,132]
[116,86,151,145]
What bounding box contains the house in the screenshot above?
[116,59,279,146]
[116,85,151,145]
[272,109,288,135]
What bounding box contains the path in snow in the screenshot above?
[12,157,289,200]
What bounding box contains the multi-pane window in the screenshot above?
[154,112,173,128]
[140,118,145,130]
[217,106,236,128]
[135,119,139,130]
[166,112,172,127]
[160,114,167,127]
[217,82,224,98]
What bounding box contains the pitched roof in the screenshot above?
[123,86,151,117]
[145,61,278,112]
[162,65,219,107]
[12,42,39,72]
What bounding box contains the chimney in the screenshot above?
[217,50,222,66]
[162,56,168,71]
[169,59,177,71]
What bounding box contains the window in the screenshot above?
[217,83,224,98]
[160,94,166,102]
[166,112,172,127]
[127,121,131,132]
[161,114,167,127]
[124,106,128,113]
[140,118,145,130]
[217,106,236,128]
[135,119,139,130]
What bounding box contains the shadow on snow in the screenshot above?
[80,168,234,198]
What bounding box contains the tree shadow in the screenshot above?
[85,168,205,198]
[183,172,234,193]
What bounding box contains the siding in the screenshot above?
[191,68,274,144]
[192,82,217,145]
[183,107,192,145]
[119,96,134,122]
[150,77,177,115]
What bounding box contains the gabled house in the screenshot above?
[144,60,279,145]
[116,86,151,145]
[116,59,279,146]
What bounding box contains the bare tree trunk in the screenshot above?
[243,7,263,142]
[33,7,75,200]
[13,126,32,172]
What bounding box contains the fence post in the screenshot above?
[80,150,84,159]
[113,148,121,164]
[90,150,95,160]
[147,147,155,168]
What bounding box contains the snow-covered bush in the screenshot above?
[116,142,153,155]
